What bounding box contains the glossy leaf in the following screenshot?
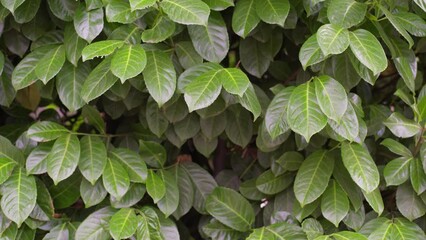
[109,208,138,240]
[47,134,80,184]
[384,112,421,138]
[82,40,124,61]
[317,24,350,55]
[314,75,348,121]
[321,180,349,227]
[34,45,66,84]
[74,6,104,43]
[255,0,289,26]
[102,158,130,200]
[111,44,147,82]
[78,136,107,185]
[327,0,367,28]
[161,0,210,25]
[232,0,259,38]
[27,121,69,142]
[109,148,148,183]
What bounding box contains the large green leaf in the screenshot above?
[328,101,359,142]
[174,41,202,69]
[64,24,87,66]
[287,81,327,142]
[341,142,379,193]
[232,0,259,38]
[47,134,80,184]
[137,207,164,240]
[255,0,289,26]
[383,112,421,138]
[111,44,147,82]
[394,12,426,37]
[383,157,411,186]
[142,15,176,44]
[80,178,108,208]
[362,188,384,215]
[109,208,138,240]
[321,180,349,227]
[56,62,90,112]
[0,0,25,13]
[0,168,37,227]
[75,207,116,240]
[188,12,229,63]
[34,45,66,84]
[82,40,124,61]
[294,150,335,206]
[299,34,326,70]
[143,50,176,106]
[81,57,119,102]
[380,138,412,157]
[348,29,387,75]
[105,0,145,24]
[379,5,414,48]
[396,182,426,221]
[78,136,107,185]
[146,169,166,203]
[327,0,367,28]
[157,169,179,217]
[317,24,350,55]
[314,75,348,121]
[255,170,294,195]
[264,87,293,139]
[160,0,210,25]
[184,69,222,112]
[206,187,255,232]
[109,148,147,183]
[238,83,262,120]
[27,121,69,142]
[410,157,426,194]
[102,158,130,200]
[218,68,249,96]
[225,106,253,147]
[47,0,78,21]
[73,5,104,43]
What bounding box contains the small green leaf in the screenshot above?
[82,40,124,61]
[383,112,421,138]
[80,178,108,208]
[27,121,69,142]
[35,45,66,84]
[111,44,147,82]
[78,136,107,185]
[0,157,16,184]
[381,138,412,157]
[81,58,119,102]
[256,170,294,195]
[146,169,166,203]
[384,157,411,186]
[299,34,326,70]
[232,0,259,38]
[349,29,388,75]
[109,208,138,240]
[294,150,335,206]
[161,0,210,25]
[47,134,80,184]
[362,188,384,215]
[341,142,379,193]
[327,0,367,28]
[321,180,349,227]
[106,0,145,24]
[410,157,426,194]
[218,68,250,96]
[314,75,348,121]
[75,207,116,240]
[287,81,327,142]
[64,23,87,66]
[265,87,293,139]
[379,5,414,48]
[109,148,148,183]
[142,15,176,44]
[184,69,222,112]
[157,169,179,217]
[255,0,289,26]
[317,24,350,55]
[206,187,255,232]
[102,158,130,200]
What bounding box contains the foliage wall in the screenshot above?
[0,0,426,239]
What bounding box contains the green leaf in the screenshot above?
[327,0,367,28]
[225,106,253,147]
[317,24,350,55]
[11,46,51,90]
[1,168,36,227]
[142,14,176,44]
[0,157,16,184]
[341,142,380,193]
[130,0,156,10]
[328,101,359,142]
[255,0,289,26]
[239,37,273,78]
[64,24,88,66]
[332,231,367,240]
[232,0,259,38]
[410,157,426,194]
[102,158,130,200]
[203,0,233,10]
[73,5,104,43]
[393,49,417,93]
[188,12,229,63]
[174,41,203,69]
[81,58,119,102]
[27,121,69,142]
[299,34,326,70]
[111,44,147,82]
[146,169,166,203]
[143,50,176,106]
[110,183,146,208]
[47,134,80,184]
[80,178,107,208]
[137,207,164,240]
[34,45,66,84]
[106,0,145,24]
[0,0,25,13]
[218,68,249,96]
[82,105,106,134]
[383,112,421,138]
[49,172,81,209]
[56,62,90,112]
[381,138,412,157]
[174,113,200,140]
[379,5,414,48]
[139,141,166,168]
[321,180,349,227]
[43,223,69,240]
[348,29,388,75]
[109,208,138,240]
[47,0,78,21]
[173,166,194,219]
[396,182,426,221]
[109,148,147,183]
[384,157,411,186]
[184,69,222,112]
[238,83,262,120]
[287,81,327,142]
[265,87,293,139]
[255,170,294,195]
[393,12,426,37]
[393,218,426,240]
[294,150,334,206]
[78,136,107,185]
[314,75,348,121]
[362,188,384,215]
[145,97,169,137]
[75,207,116,240]
[247,222,306,240]
[206,187,255,232]
[82,40,124,61]
[157,169,179,217]
[160,0,210,25]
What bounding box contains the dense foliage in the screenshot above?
[1,0,426,239]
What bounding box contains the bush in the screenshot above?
[0,0,426,239]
